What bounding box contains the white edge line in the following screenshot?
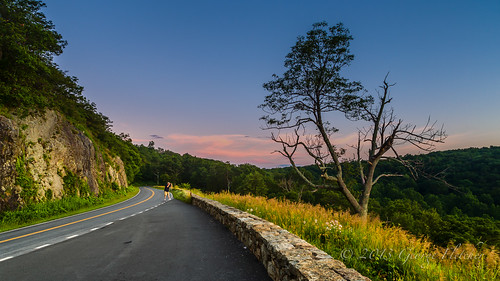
[90,228,99,231]
[103,222,113,227]
[35,244,51,250]
[0,256,13,262]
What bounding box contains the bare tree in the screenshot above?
[260,22,446,218]
[351,75,446,216]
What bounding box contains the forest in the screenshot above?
[1,0,498,252]
[131,144,500,249]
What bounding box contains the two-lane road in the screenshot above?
[0,187,160,261]
[0,187,271,280]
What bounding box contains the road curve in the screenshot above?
[0,187,271,280]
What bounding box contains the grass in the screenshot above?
[170,188,192,203]
[0,186,139,233]
[151,185,195,204]
[197,191,499,281]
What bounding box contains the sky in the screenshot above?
[42,0,500,168]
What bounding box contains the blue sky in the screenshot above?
[43,0,500,167]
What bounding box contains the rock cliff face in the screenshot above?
[0,110,127,212]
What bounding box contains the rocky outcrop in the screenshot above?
[192,195,370,281]
[0,115,21,210]
[0,110,127,212]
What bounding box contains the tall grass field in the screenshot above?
[199,191,498,281]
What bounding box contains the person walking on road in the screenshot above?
[164,182,173,201]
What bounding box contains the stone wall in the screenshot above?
[192,195,370,281]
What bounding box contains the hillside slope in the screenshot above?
[0,110,127,212]
[0,1,138,212]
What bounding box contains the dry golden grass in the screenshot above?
[203,192,499,281]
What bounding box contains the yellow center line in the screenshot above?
[0,188,156,244]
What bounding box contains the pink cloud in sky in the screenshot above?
[134,134,299,168]
[132,130,499,169]
[432,131,500,151]
[134,132,361,168]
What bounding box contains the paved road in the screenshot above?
[0,187,271,280]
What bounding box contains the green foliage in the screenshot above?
[1,196,102,225]
[98,132,142,184]
[260,21,366,127]
[170,188,192,204]
[245,171,268,195]
[408,147,500,210]
[15,155,36,204]
[366,147,500,248]
[0,186,138,232]
[62,169,90,198]
[44,188,53,200]
[0,0,66,110]
[178,183,191,189]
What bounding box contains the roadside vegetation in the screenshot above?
[151,184,194,204]
[170,188,192,204]
[0,186,138,233]
[197,191,499,281]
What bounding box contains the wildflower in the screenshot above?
[325,220,342,232]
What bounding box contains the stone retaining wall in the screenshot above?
[192,195,370,281]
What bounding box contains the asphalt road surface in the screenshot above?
[0,187,271,280]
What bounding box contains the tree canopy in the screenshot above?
[0,0,68,108]
[260,21,367,129]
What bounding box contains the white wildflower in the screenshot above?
[325,220,342,232]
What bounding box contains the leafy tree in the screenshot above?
[240,171,267,196]
[0,0,67,108]
[260,21,446,218]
